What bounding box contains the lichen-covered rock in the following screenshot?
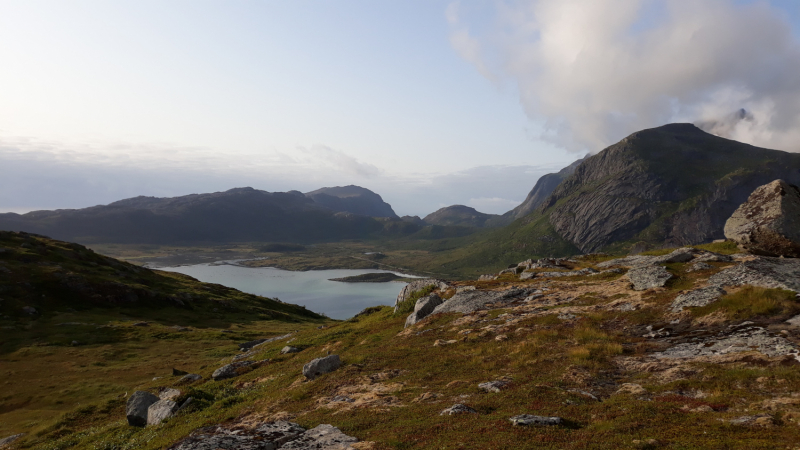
[394,279,449,312]
[654,326,798,359]
[432,288,534,315]
[178,373,202,384]
[509,414,563,426]
[147,399,178,426]
[126,391,159,427]
[440,404,478,415]
[302,355,341,380]
[281,424,358,449]
[159,388,181,400]
[281,346,300,354]
[708,257,800,292]
[670,286,727,312]
[686,262,714,272]
[212,360,267,381]
[478,380,509,393]
[627,265,673,290]
[404,294,443,328]
[724,180,800,257]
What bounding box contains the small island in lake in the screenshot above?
[329,272,404,283]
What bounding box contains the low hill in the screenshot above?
[305,185,397,218]
[0,188,391,244]
[423,205,498,228]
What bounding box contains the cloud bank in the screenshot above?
[448,0,800,152]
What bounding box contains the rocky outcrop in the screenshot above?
[440,404,477,415]
[394,279,449,312]
[432,288,534,315]
[212,360,268,381]
[654,325,798,359]
[178,374,202,384]
[0,434,24,448]
[509,415,563,426]
[405,294,444,328]
[168,421,355,450]
[478,380,509,393]
[724,180,800,257]
[281,346,300,354]
[707,257,800,292]
[126,391,159,427]
[627,265,673,290]
[670,287,727,312]
[303,355,341,380]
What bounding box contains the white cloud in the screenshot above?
[449,0,800,152]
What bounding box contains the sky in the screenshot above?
[2,0,800,217]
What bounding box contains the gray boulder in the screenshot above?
[627,265,673,290]
[303,355,341,380]
[147,399,178,426]
[440,404,478,415]
[178,373,202,384]
[281,424,358,449]
[478,380,509,393]
[509,414,563,426]
[432,288,534,315]
[0,434,24,448]
[126,391,159,427]
[724,180,800,257]
[652,247,698,264]
[212,360,267,381]
[404,294,444,328]
[394,279,448,312]
[281,346,300,354]
[159,388,181,400]
[670,287,727,312]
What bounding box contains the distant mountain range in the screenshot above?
[423,205,498,228]
[304,185,397,218]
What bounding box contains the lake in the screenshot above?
[160,263,411,320]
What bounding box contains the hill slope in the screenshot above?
[541,123,800,252]
[423,205,498,228]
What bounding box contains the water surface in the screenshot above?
[161,264,410,320]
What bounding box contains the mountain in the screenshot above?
[304,185,397,218]
[0,187,389,244]
[423,205,498,228]
[540,123,800,252]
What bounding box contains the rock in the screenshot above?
[178,373,203,384]
[724,180,800,257]
[670,286,727,312]
[169,422,306,450]
[787,315,800,327]
[253,421,307,447]
[212,360,268,381]
[478,380,509,393]
[652,247,698,264]
[0,434,24,448]
[614,383,647,395]
[394,279,449,312]
[404,294,444,328]
[495,334,508,342]
[70,340,80,346]
[432,288,535,315]
[281,346,300,354]
[159,388,181,400]
[132,321,149,327]
[21,306,37,315]
[239,339,269,351]
[686,262,713,272]
[693,252,732,263]
[433,339,458,347]
[478,274,496,281]
[509,414,563,426]
[172,368,188,376]
[707,256,800,291]
[728,415,775,427]
[627,265,672,290]
[126,391,159,427]
[519,271,536,280]
[440,404,478,415]
[147,399,178,426]
[281,424,358,449]
[654,326,798,359]
[302,355,341,380]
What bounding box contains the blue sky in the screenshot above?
[2,0,800,216]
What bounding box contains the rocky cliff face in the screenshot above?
[423,205,498,228]
[305,185,397,218]
[539,124,800,252]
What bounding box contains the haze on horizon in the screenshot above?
[3,0,800,217]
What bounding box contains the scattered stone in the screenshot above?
[212,360,268,381]
[159,388,181,400]
[239,339,269,351]
[670,286,727,312]
[147,399,178,426]
[614,383,648,396]
[478,380,509,393]
[281,346,300,354]
[405,294,444,328]
[456,286,476,293]
[172,368,188,376]
[126,391,159,427]
[330,395,355,403]
[495,334,508,342]
[21,306,37,315]
[509,415,563,426]
[433,339,458,347]
[440,404,478,415]
[302,355,341,380]
[728,415,775,427]
[0,434,24,448]
[132,322,149,327]
[686,262,714,272]
[178,373,203,384]
[627,265,673,290]
[70,340,80,346]
[724,179,800,257]
[558,312,577,320]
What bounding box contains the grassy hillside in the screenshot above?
[0,231,327,437]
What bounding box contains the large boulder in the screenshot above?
[212,360,267,381]
[724,180,800,257]
[302,355,341,380]
[126,391,159,427]
[627,265,673,291]
[394,279,449,312]
[147,399,178,426]
[404,294,444,328]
